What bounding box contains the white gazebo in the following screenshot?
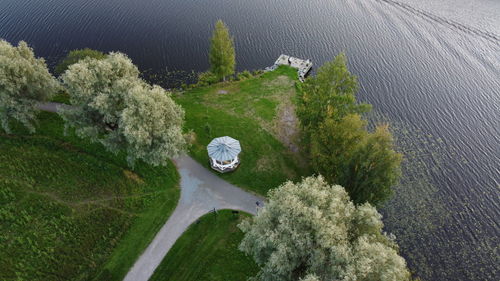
[207,136,241,173]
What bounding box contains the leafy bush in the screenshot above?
[236,70,253,81]
[54,48,106,75]
[252,69,264,76]
[195,71,219,87]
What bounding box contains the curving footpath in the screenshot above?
[124,156,264,281]
[37,102,265,281]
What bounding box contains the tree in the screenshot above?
[238,176,411,281]
[60,52,186,166]
[0,40,59,133]
[297,53,371,134]
[54,48,106,75]
[311,114,402,206]
[297,53,400,206]
[209,20,236,81]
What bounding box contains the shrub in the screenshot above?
[54,48,106,75]
[237,70,253,81]
[196,71,219,87]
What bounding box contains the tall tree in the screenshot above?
[60,52,186,167]
[239,176,411,281]
[297,53,371,134]
[209,20,236,81]
[311,114,402,206]
[0,40,59,133]
[297,53,401,206]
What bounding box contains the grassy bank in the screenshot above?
[150,210,258,281]
[0,112,179,281]
[176,66,309,195]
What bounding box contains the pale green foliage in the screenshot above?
[60,52,185,166]
[0,40,59,133]
[209,20,236,81]
[121,84,185,166]
[239,176,411,281]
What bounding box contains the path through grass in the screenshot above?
[150,210,258,281]
[176,66,309,195]
[0,112,179,281]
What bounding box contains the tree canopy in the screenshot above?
[297,53,401,206]
[297,53,371,134]
[209,20,236,81]
[239,176,411,281]
[60,52,186,167]
[0,40,59,133]
[54,48,106,75]
[311,114,402,206]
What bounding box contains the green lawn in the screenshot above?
[176,66,309,195]
[0,112,180,281]
[150,210,259,281]
[0,65,306,280]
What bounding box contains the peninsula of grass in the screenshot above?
[0,112,180,281]
[176,66,309,195]
[150,210,259,281]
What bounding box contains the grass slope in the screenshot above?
[0,112,179,281]
[150,210,259,281]
[176,66,308,195]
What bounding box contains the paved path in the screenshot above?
[124,155,264,281]
[37,102,71,112]
[36,102,265,281]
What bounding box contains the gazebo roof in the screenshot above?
[207,136,241,161]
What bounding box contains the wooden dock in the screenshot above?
[265,54,313,82]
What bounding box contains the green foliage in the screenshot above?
[50,92,71,104]
[311,114,402,206]
[54,48,106,75]
[60,52,186,167]
[209,20,236,81]
[195,71,219,87]
[252,69,264,76]
[297,53,400,206]
[0,40,59,133]
[239,176,411,281]
[176,65,305,195]
[236,70,254,81]
[150,210,259,281]
[0,112,179,281]
[297,53,371,134]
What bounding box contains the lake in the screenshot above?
[1,0,499,280]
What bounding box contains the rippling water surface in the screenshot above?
[1,0,499,280]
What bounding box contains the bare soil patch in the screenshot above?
[263,75,295,88]
[124,170,144,184]
[273,96,300,153]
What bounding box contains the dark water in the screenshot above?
[1,0,499,280]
